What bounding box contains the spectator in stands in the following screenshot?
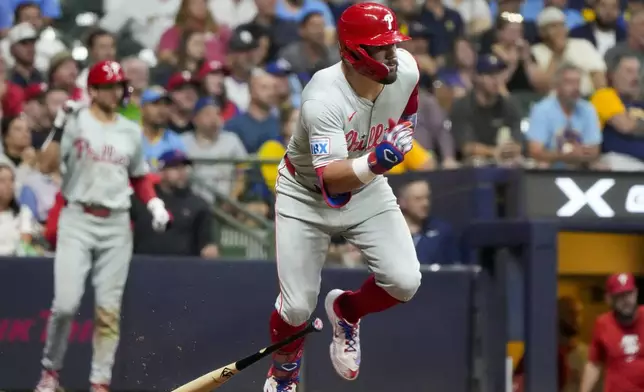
[4,0,61,30]
[120,57,150,122]
[481,5,538,46]
[19,151,61,223]
[527,63,602,169]
[0,55,26,119]
[450,54,524,166]
[22,82,48,133]
[0,116,36,189]
[570,0,626,56]
[239,23,273,66]
[140,88,186,171]
[278,11,340,85]
[416,85,459,168]
[391,0,421,38]
[152,30,207,87]
[398,180,459,264]
[546,0,585,28]
[0,163,35,256]
[480,13,549,93]
[6,22,43,88]
[157,0,232,65]
[532,7,607,97]
[198,60,239,122]
[274,0,336,46]
[605,10,644,93]
[265,58,302,109]
[418,0,464,62]
[47,51,82,101]
[225,70,280,153]
[246,0,299,62]
[258,105,298,192]
[438,38,477,100]
[182,97,248,204]
[210,0,257,29]
[590,54,644,170]
[76,28,116,103]
[443,0,492,36]
[224,27,260,111]
[402,21,438,90]
[166,71,200,133]
[131,150,219,258]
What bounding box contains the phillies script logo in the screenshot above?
[0,310,93,343]
[74,138,130,166]
[346,124,386,152]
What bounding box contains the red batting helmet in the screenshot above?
[87,60,131,104]
[337,3,410,81]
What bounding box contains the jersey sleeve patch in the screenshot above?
[310,137,331,156]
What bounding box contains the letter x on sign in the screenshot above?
[555,178,615,218]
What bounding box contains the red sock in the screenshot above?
[335,275,402,323]
[269,310,306,352]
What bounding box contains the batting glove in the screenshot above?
[53,100,84,128]
[368,118,414,174]
[147,197,171,232]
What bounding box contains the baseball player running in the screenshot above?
[264,4,422,391]
[35,60,171,392]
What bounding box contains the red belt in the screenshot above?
[64,199,112,218]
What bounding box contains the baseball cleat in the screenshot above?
[263,370,298,392]
[325,289,361,380]
[34,369,59,392]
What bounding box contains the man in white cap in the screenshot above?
[531,6,607,97]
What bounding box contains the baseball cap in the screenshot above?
[407,21,432,40]
[8,22,38,45]
[193,96,221,115]
[606,273,637,295]
[140,88,172,105]
[166,71,199,92]
[157,150,192,169]
[24,83,48,101]
[476,54,507,74]
[265,58,293,77]
[228,28,259,52]
[537,7,566,27]
[198,60,229,80]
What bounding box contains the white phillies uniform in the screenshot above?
[41,108,147,385]
[273,48,422,327]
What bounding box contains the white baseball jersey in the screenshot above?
[286,48,420,193]
[59,108,148,210]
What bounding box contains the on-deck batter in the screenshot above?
[35,60,171,392]
[264,4,422,392]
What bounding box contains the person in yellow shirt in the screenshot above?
[258,106,435,192]
[258,106,299,192]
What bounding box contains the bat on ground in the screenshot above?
[170,317,324,392]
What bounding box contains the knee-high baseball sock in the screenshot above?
[269,310,306,379]
[334,275,402,324]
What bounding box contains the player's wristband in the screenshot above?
[352,154,378,184]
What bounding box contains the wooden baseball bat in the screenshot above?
[170,317,323,392]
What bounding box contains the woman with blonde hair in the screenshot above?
[156,0,232,66]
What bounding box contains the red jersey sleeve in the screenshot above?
[589,317,605,363]
[400,82,419,125]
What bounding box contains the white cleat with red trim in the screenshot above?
[324,289,361,380]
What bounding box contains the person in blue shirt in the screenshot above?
[526,63,602,169]
[0,0,61,29]
[265,58,303,109]
[275,0,335,28]
[418,0,465,59]
[224,71,281,153]
[139,89,186,171]
[398,179,460,265]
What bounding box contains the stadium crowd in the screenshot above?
[0,0,642,264]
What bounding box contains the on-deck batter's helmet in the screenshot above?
[337,3,410,81]
[87,60,131,104]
